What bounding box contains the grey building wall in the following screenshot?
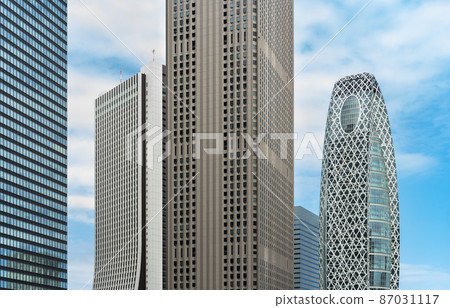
[294,206,319,290]
[166,0,294,290]
[319,73,400,290]
[0,0,68,290]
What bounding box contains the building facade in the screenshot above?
[319,73,400,290]
[93,63,164,290]
[294,206,319,290]
[166,0,294,289]
[0,0,68,289]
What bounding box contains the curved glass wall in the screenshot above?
[340,96,360,133]
[368,136,391,289]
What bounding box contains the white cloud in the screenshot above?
[68,69,118,130]
[69,137,94,163]
[294,0,450,114]
[69,210,95,225]
[401,264,450,290]
[68,136,95,188]
[68,164,94,188]
[69,195,94,211]
[68,0,165,64]
[294,73,333,134]
[396,153,438,177]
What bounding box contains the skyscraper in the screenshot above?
[294,206,319,290]
[166,0,294,289]
[93,62,164,290]
[319,73,400,290]
[0,1,68,289]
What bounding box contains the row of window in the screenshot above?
[0,194,66,223]
[28,0,67,24]
[0,247,66,270]
[2,117,66,156]
[0,87,67,126]
[1,104,66,144]
[1,42,66,84]
[0,204,66,231]
[173,10,195,19]
[1,72,66,111]
[1,148,66,181]
[370,172,388,189]
[0,269,65,288]
[369,188,389,206]
[0,235,66,260]
[1,126,66,162]
[0,214,66,241]
[369,271,390,288]
[0,258,66,279]
[0,182,66,212]
[95,82,138,111]
[1,52,66,97]
[1,16,66,62]
[0,27,66,73]
[369,221,391,238]
[369,204,390,221]
[369,238,391,254]
[0,160,67,194]
[9,0,67,37]
[2,45,66,90]
[1,169,66,202]
[224,0,249,9]
[0,225,66,250]
[173,2,195,11]
[1,3,66,50]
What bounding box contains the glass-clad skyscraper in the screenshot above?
[319,73,400,290]
[0,1,68,289]
[294,206,319,290]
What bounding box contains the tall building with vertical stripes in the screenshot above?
[319,73,400,290]
[93,62,164,289]
[294,206,319,290]
[166,0,294,289]
[0,0,68,289]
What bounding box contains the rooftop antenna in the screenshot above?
[153,49,155,63]
[120,70,122,84]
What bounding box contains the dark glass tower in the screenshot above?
[0,1,68,289]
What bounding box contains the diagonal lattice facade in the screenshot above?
[319,73,400,290]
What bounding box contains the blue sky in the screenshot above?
[67,0,450,289]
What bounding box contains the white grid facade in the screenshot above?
[94,74,144,289]
[93,63,164,289]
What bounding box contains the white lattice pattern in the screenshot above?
[319,73,400,290]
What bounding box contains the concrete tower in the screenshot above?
[165,0,295,290]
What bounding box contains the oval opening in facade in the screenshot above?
[340,96,360,133]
